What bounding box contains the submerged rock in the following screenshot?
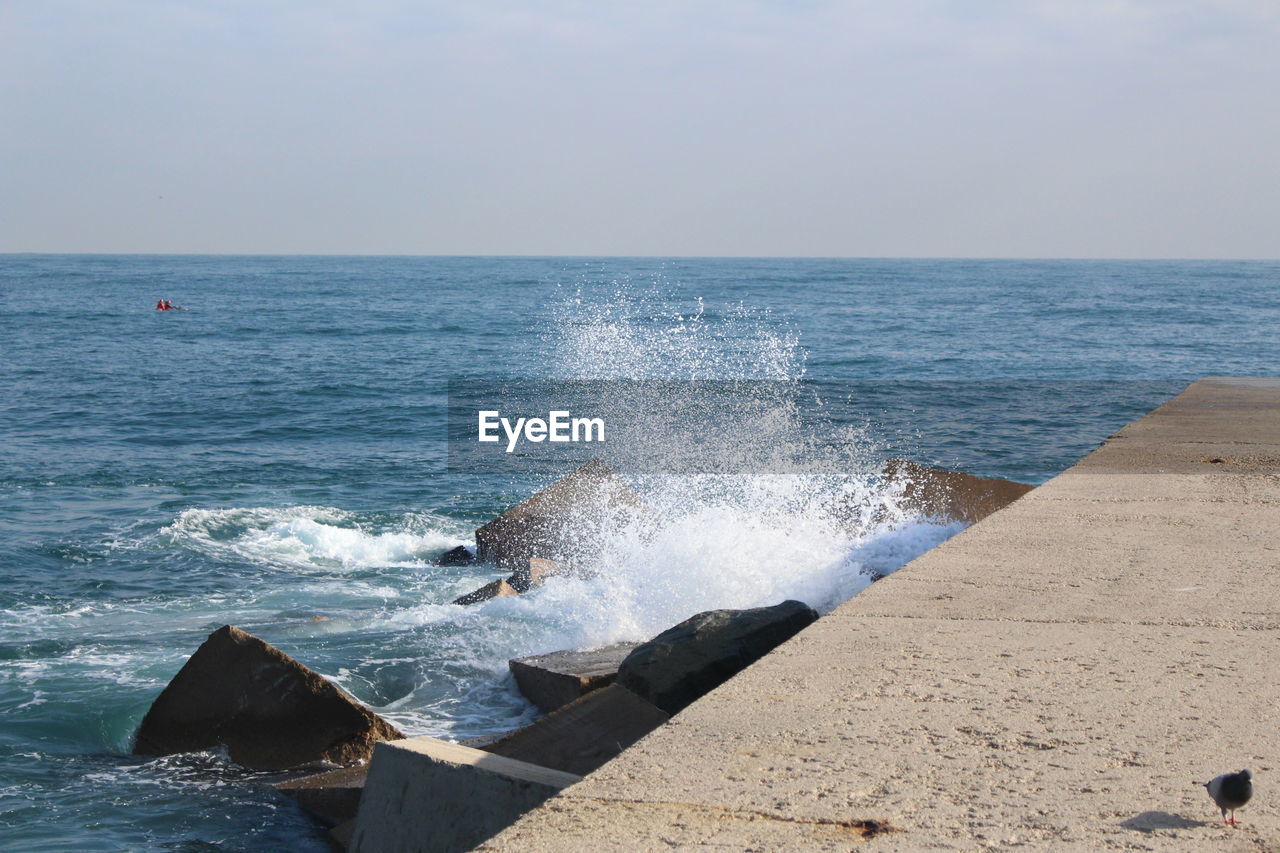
[452,577,520,605]
[437,545,475,567]
[474,458,645,569]
[132,625,403,770]
[616,600,818,715]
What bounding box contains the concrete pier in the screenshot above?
[480,379,1280,850]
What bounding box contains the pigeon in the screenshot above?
[1201,769,1253,825]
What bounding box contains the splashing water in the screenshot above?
[444,279,968,642]
[321,280,965,718]
[547,284,805,381]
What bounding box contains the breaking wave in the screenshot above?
[161,506,469,572]
[359,279,970,678]
[509,278,960,619]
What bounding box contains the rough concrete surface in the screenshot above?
[350,736,580,853]
[480,379,1280,851]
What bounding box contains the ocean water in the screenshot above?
[1,255,1277,851]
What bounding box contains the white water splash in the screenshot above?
[162,506,469,572]
[547,286,804,382]
[368,281,967,664]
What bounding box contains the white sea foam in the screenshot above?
[236,518,458,569]
[374,484,959,661]
[162,506,468,572]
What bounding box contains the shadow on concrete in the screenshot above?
[1120,811,1210,832]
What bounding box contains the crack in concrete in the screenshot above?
[564,794,895,839]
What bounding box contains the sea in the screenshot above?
[1,255,1277,851]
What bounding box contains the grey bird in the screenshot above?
[1201,769,1253,825]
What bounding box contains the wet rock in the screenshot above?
[452,577,520,605]
[132,625,404,770]
[509,642,640,712]
[475,458,645,569]
[508,557,566,593]
[453,558,574,605]
[481,683,668,776]
[881,458,1035,524]
[831,459,1035,533]
[616,600,819,715]
[437,545,475,567]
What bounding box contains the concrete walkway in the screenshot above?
[480,379,1280,851]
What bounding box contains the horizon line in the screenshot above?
[3,252,1279,263]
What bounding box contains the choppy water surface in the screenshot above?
[1,255,1277,850]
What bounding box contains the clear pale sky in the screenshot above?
[3,1,1278,257]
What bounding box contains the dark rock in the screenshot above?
[475,458,645,569]
[509,642,640,712]
[830,460,1034,534]
[436,545,475,567]
[132,625,404,770]
[330,819,356,851]
[453,557,576,605]
[481,684,668,776]
[881,459,1035,525]
[452,577,520,605]
[275,764,368,825]
[508,557,565,593]
[616,600,819,715]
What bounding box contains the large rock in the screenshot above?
[616,600,819,715]
[132,625,404,770]
[882,458,1035,524]
[475,458,645,569]
[481,683,668,777]
[509,642,639,712]
[349,737,580,853]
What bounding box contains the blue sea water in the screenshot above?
[1,255,1277,851]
